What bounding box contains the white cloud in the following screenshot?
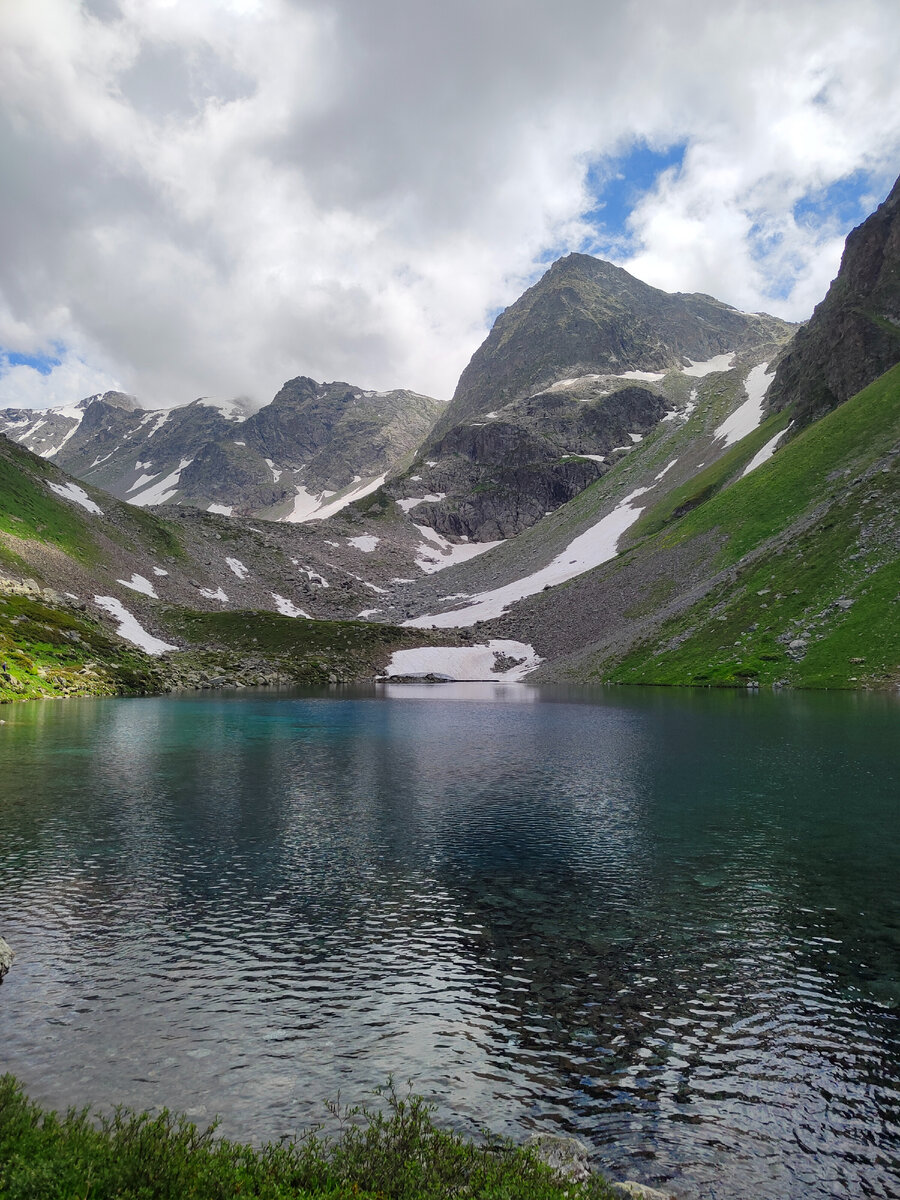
[0,0,898,411]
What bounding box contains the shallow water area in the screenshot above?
[0,684,897,1199]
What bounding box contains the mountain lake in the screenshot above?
[0,683,897,1199]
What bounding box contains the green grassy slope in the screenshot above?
[0,593,165,702]
[0,435,185,570]
[595,365,900,688]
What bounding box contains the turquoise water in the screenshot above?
[0,684,897,1198]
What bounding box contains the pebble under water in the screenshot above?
[0,683,897,1199]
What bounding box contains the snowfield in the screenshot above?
[93,596,176,655]
[48,481,104,515]
[714,362,771,446]
[283,474,387,523]
[406,485,651,627]
[128,458,193,507]
[116,574,158,598]
[272,594,310,618]
[382,639,541,681]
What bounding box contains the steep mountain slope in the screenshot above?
[0,434,458,701]
[402,364,898,690]
[385,256,794,539]
[766,172,900,426]
[0,380,442,521]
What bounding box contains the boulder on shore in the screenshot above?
[0,936,14,980]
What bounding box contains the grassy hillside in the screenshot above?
[0,435,184,570]
[589,365,900,689]
[0,592,165,702]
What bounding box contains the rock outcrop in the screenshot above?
[0,935,14,980]
[766,172,900,426]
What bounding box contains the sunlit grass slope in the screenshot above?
[599,365,900,688]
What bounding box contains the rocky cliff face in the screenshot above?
[766,173,900,426]
[242,379,443,493]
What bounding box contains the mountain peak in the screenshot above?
[431,253,793,439]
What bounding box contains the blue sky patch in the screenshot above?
[1,348,63,376]
[793,169,876,229]
[582,141,687,245]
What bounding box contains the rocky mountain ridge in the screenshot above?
[0,379,442,523]
[1,174,897,695]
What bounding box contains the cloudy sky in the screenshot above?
[2,0,899,411]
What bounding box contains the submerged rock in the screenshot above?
[0,936,14,980]
[611,1183,675,1200]
[525,1132,592,1182]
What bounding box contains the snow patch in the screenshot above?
[300,566,329,588]
[396,493,446,513]
[152,567,168,577]
[413,526,504,575]
[207,504,233,516]
[654,458,678,481]
[272,593,310,618]
[282,474,387,523]
[407,486,651,627]
[128,471,160,492]
[117,573,158,598]
[199,586,229,602]
[356,608,381,619]
[129,459,192,506]
[682,352,735,377]
[741,426,790,477]
[196,397,244,419]
[619,368,666,382]
[44,406,84,457]
[48,481,104,515]
[347,534,379,552]
[144,410,171,438]
[94,596,175,655]
[225,557,249,579]
[714,363,771,447]
[265,458,283,482]
[383,639,541,681]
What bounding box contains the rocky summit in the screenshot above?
[385,255,795,539]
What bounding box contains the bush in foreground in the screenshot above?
[0,1075,618,1200]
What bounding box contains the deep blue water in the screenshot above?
[0,683,897,1199]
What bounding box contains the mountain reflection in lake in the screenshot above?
[0,684,897,1200]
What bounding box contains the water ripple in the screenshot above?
[0,688,898,1200]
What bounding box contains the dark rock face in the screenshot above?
[0,381,443,518]
[244,379,443,492]
[401,384,667,539]
[766,173,900,426]
[432,254,793,438]
[178,440,290,512]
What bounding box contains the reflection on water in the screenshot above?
[0,686,898,1199]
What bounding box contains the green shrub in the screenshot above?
[0,1076,618,1200]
